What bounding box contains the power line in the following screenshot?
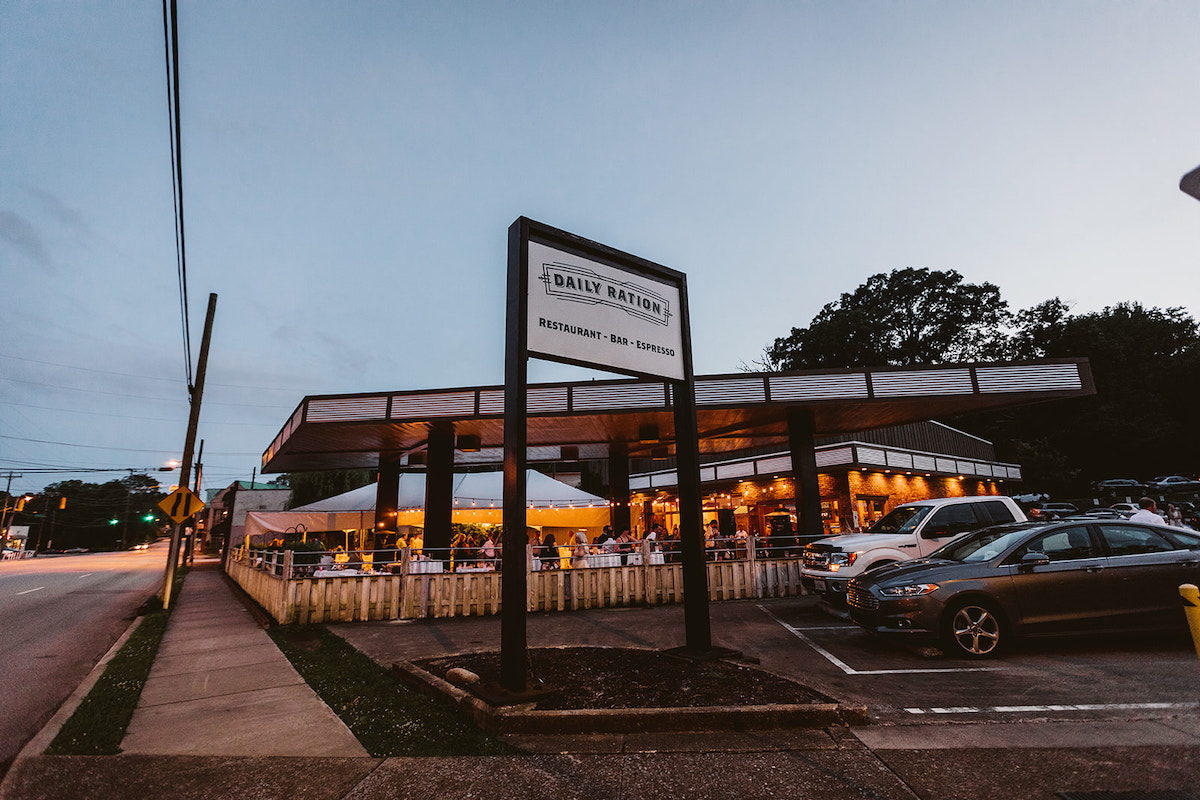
[163,0,191,390]
[0,434,263,457]
[0,379,292,409]
[0,399,283,425]
[0,354,307,393]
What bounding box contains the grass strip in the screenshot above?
[45,567,188,755]
[268,625,517,757]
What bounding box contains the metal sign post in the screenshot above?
[502,217,710,692]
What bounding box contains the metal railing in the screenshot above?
[237,533,811,578]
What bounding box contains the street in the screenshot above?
[0,544,166,776]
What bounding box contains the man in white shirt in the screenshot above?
[1130,496,1166,524]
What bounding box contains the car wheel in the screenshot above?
[944,601,1004,658]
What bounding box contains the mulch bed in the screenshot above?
[415,646,829,711]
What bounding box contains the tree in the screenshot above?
[767,268,1011,369]
[19,475,167,551]
[283,469,375,509]
[957,301,1200,491]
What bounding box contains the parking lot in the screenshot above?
[737,597,1199,724]
[333,594,1200,728]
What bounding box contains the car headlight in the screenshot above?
[828,551,858,572]
[880,583,939,597]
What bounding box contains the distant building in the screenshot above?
[201,481,291,554]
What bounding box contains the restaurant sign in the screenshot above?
[526,240,685,381]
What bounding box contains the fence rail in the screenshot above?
[226,536,805,624]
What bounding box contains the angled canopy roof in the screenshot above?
[260,358,1094,473]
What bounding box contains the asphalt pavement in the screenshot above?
[3,559,1199,800]
[0,547,164,775]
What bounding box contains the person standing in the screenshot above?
[540,532,558,569]
[734,525,749,559]
[596,525,615,552]
[1130,496,1166,524]
[615,529,634,565]
[571,530,590,569]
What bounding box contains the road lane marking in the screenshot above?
[757,604,1000,676]
[79,573,92,578]
[17,587,45,595]
[905,702,1199,715]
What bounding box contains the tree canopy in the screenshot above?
[10,474,168,551]
[958,301,1200,490]
[767,268,1011,369]
[760,267,1200,494]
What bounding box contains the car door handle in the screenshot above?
[899,544,917,549]
[1183,560,1200,568]
[1084,565,1105,573]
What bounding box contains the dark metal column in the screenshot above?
[502,217,530,692]
[374,453,401,534]
[608,442,631,534]
[424,425,455,555]
[787,407,823,538]
[674,377,711,653]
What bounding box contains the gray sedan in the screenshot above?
[847,520,1200,658]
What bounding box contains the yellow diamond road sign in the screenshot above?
[159,488,204,523]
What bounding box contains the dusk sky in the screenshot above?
[2,2,1198,497]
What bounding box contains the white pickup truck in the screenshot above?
[801,496,1027,602]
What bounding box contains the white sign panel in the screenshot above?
[526,241,685,380]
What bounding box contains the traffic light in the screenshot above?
[109,518,119,526]
[143,513,155,522]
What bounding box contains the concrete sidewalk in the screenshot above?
[4,566,1200,799]
[121,561,366,758]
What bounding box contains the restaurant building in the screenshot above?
[258,359,1092,552]
[628,420,1017,541]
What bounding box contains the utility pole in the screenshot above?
[188,439,203,566]
[0,472,20,548]
[161,292,217,610]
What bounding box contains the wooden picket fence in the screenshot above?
[226,540,805,625]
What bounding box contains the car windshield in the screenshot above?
[931,525,1034,562]
[867,505,933,534]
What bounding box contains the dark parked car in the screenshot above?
[1076,507,1125,519]
[847,519,1200,658]
[1026,502,1079,519]
[1147,476,1200,494]
[1090,478,1146,495]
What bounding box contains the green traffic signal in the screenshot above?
[109,518,119,525]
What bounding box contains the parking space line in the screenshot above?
[905,702,1199,715]
[757,604,1000,676]
[17,587,45,595]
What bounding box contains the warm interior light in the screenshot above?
[638,424,660,443]
[456,434,481,452]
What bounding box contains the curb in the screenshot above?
[391,659,870,735]
[0,614,145,798]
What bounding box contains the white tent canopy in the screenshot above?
[243,470,611,544]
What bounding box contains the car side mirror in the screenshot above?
[1019,552,1050,570]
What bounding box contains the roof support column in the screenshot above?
[374,454,401,534]
[608,442,631,534]
[787,407,823,538]
[425,426,454,555]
